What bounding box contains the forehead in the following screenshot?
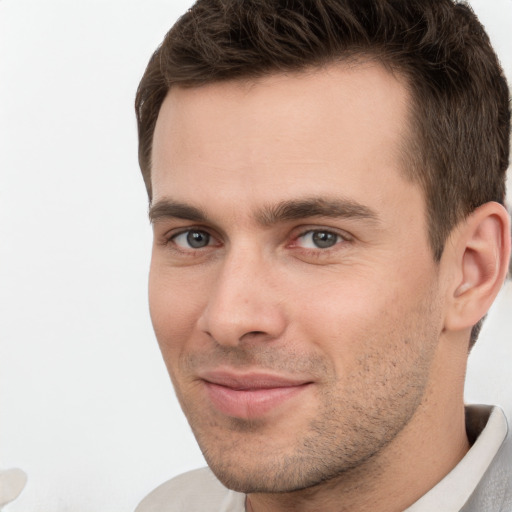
[151,63,419,218]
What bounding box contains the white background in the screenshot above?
[0,1,511,511]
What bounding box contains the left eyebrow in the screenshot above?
[255,197,380,226]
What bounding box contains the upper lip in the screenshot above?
[199,370,312,390]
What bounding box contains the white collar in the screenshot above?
[404,405,508,512]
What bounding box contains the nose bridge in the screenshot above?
[198,242,285,346]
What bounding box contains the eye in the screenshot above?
[172,229,212,249]
[296,230,343,249]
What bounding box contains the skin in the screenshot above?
[148,63,479,512]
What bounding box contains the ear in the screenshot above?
[444,202,511,334]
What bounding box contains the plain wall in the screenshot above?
[0,1,511,510]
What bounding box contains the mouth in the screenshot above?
[199,371,313,419]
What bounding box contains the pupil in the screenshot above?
[312,231,336,248]
[187,231,209,248]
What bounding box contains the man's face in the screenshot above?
[149,64,445,493]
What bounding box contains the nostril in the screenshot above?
[239,331,268,342]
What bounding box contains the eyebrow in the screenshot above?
[149,197,379,226]
[256,197,379,226]
[149,200,209,223]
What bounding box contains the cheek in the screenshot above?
[294,268,433,366]
[148,264,206,359]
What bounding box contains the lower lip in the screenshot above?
[204,382,310,419]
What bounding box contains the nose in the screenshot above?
[197,249,287,347]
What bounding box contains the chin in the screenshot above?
[200,442,362,495]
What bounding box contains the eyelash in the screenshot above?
[292,229,347,251]
[166,228,218,253]
[163,226,351,256]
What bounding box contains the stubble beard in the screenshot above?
[172,323,438,495]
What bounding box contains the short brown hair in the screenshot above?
[135,0,510,345]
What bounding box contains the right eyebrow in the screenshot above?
[148,199,209,223]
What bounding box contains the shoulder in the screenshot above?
[462,406,512,511]
[134,467,246,512]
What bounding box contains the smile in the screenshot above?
[200,371,313,419]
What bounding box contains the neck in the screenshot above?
[246,336,470,512]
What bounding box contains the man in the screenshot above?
[134,1,511,510]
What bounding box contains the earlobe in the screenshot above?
[445,202,511,333]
